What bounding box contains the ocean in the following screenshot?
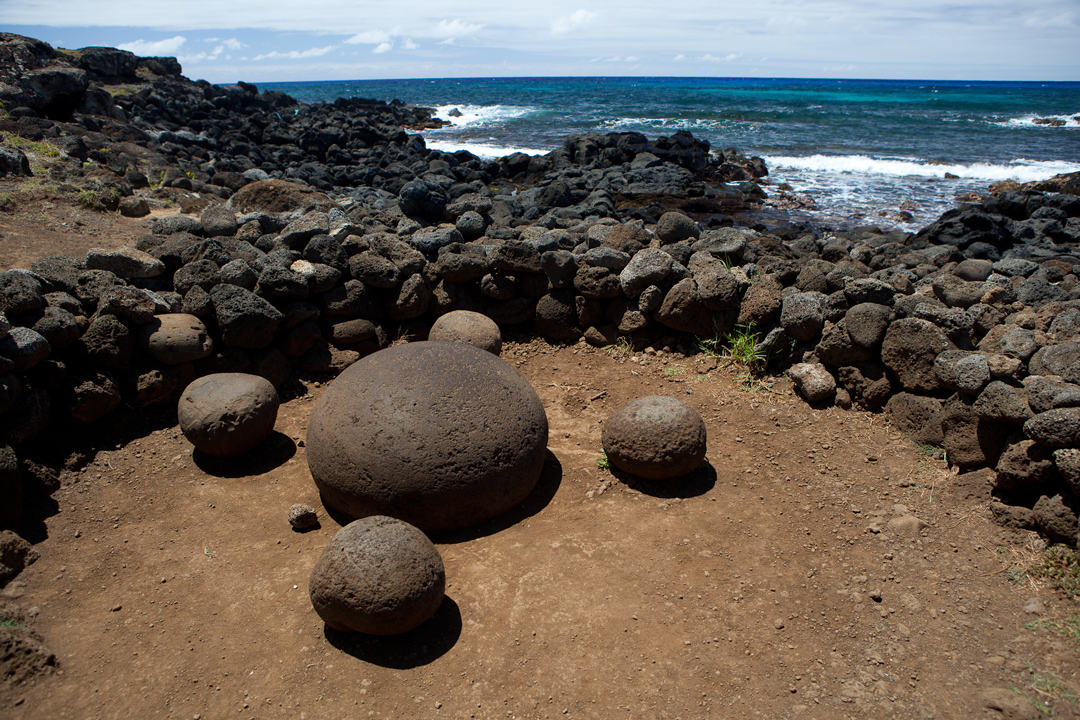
[261,77,1080,230]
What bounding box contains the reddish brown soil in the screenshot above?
[1,197,1079,720]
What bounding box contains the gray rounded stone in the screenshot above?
[308,516,445,635]
[601,396,707,480]
[787,363,837,403]
[428,310,503,355]
[1024,407,1080,449]
[306,342,548,530]
[140,313,213,364]
[655,212,700,244]
[178,373,280,457]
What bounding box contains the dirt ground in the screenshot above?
[2,197,1080,720]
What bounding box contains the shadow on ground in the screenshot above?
[192,431,297,477]
[323,595,462,668]
[611,460,716,499]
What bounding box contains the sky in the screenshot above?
[3,0,1079,84]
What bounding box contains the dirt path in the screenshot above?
[2,340,1077,719]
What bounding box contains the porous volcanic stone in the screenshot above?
[306,342,549,531]
[428,310,503,355]
[177,373,280,457]
[288,504,319,530]
[601,396,707,480]
[308,516,445,635]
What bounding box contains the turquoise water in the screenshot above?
[263,77,1080,228]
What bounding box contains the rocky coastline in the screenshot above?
[2,30,1080,590]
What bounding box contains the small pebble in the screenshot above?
[288,503,319,530]
[773,619,785,629]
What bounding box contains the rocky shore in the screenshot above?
[2,30,1080,587]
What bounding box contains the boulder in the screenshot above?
[85,247,165,279]
[177,373,280,458]
[535,291,582,343]
[843,303,892,349]
[306,342,549,530]
[1024,408,1080,449]
[995,438,1055,491]
[308,516,445,634]
[619,248,672,299]
[787,363,836,403]
[428,310,503,355]
[654,212,700,243]
[210,284,283,349]
[140,314,213,364]
[601,396,707,480]
[736,274,782,327]
[1029,343,1080,384]
[780,293,824,343]
[1054,448,1080,494]
[1033,495,1078,546]
[973,381,1033,423]
[881,318,952,393]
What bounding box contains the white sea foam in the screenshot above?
[998,113,1080,129]
[764,154,1080,183]
[424,139,547,158]
[433,104,536,128]
[600,116,734,133]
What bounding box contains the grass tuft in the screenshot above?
[596,452,611,471]
[1029,545,1080,600]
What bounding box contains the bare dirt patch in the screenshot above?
[0,194,1078,719]
[1,340,1078,719]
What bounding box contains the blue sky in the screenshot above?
[3,1,1078,83]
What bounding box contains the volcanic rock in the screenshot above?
[305,342,549,530]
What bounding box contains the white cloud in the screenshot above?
[700,53,739,62]
[1023,11,1076,28]
[402,38,418,50]
[426,19,484,42]
[117,35,187,56]
[222,37,245,50]
[373,42,392,54]
[674,54,686,61]
[346,29,392,44]
[551,9,597,35]
[252,45,337,61]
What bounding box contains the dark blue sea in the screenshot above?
[262,77,1080,229]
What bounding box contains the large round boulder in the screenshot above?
[306,342,548,530]
[309,516,445,634]
[601,396,707,480]
[428,310,503,355]
[177,373,280,457]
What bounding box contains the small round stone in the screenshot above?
[428,310,503,355]
[178,373,279,457]
[140,313,214,364]
[308,516,445,635]
[288,504,319,530]
[601,396,707,480]
[306,341,548,530]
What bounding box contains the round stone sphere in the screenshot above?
[428,310,503,355]
[178,373,279,457]
[601,396,707,480]
[306,341,548,531]
[309,516,445,635]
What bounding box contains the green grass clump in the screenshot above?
[1030,545,1080,600]
[596,452,611,471]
